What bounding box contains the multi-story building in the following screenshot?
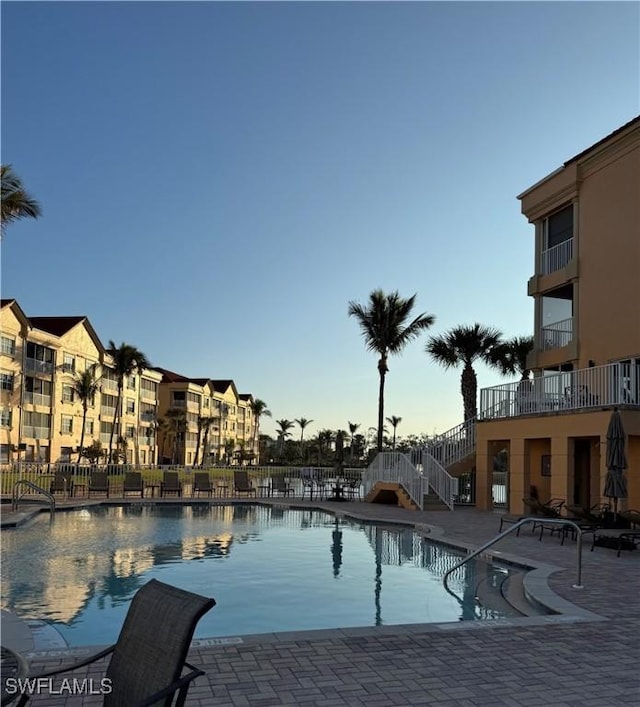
[154,372,257,466]
[476,116,640,512]
[0,299,162,464]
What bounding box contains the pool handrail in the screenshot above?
[443,516,585,590]
[12,479,56,513]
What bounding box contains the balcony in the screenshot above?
[541,238,573,275]
[100,405,117,417]
[101,378,118,393]
[22,426,51,439]
[480,362,640,420]
[24,392,52,407]
[140,387,157,401]
[25,358,54,375]
[100,433,112,443]
[540,317,573,350]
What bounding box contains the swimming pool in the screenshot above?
[1,505,519,646]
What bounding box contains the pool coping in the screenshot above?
[2,498,606,662]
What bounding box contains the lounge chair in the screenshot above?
[161,471,183,497]
[233,470,256,497]
[271,475,293,497]
[14,578,215,707]
[49,472,72,498]
[193,472,213,498]
[123,471,143,497]
[88,472,110,498]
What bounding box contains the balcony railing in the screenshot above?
[140,387,157,401]
[540,317,573,350]
[101,378,118,392]
[101,405,117,417]
[24,392,52,407]
[541,238,573,275]
[480,362,640,420]
[22,426,51,439]
[25,358,54,375]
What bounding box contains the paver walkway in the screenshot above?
[4,500,639,706]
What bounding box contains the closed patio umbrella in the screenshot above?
[604,408,628,517]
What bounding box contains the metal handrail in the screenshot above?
[12,479,56,513]
[443,517,585,590]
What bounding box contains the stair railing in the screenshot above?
[362,452,427,509]
[443,517,585,591]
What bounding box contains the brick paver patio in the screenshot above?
[4,500,639,705]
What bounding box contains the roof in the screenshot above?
[563,114,640,167]
[238,393,253,402]
[152,367,190,383]
[29,316,86,337]
[210,379,235,393]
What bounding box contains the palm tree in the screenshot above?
[295,417,313,461]
[250,398,271,463]
[385,415,402,450]
[198,415,215,467]
[105,341,151,463]
[163,407,187,464]
[275,419,294,459]
[349,289,435,451]
[1,164,41,236]
[426,323,502,421]
[490,335,534,380]
[69,364,101,462]
[348,421,360,463]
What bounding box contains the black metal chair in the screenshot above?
[15,579,215,706]
[192,472,213,498]
[160,471,183,497]
[123,471,144,498]
[271,475,293,497]
[88,472,110,498]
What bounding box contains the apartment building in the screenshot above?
[154,371,256,466]
[0,299,162,464]
[476,116,640,512]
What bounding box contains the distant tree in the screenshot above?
[348,421,360,462]
[385,416,402,450]
[349,290,435,451]
[295,417,313,460]
[161,407,187,464]
[0,164,41,236]
[68,364,101,463]
[84,439,105,465]
[490,335,534,380]
[106,341,151,463]
[426,323,502,421]
[198,415,215,467]
[250,398,271,463]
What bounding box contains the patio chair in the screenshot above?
[88,472,110,498]
[14,578,215,707]
[233,470,256,497]
[49,472,73,498]
[271,475,293,497]
[123,471,144,498]
[192,472,213,498]
[160,471,183,498]
[343,479,362,501]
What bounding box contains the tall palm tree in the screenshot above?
[275,419,294,459]
[198,415,215,467]
[105,341,151,463]
[349,290,435,451]
[69,364,101,462]
[295,417,313,461]
[426,323,502,421]
[385,415,402,450]
[1,164,41,236]
[163,407,187,464]
[348,421,360,463]
[250,398,271,463]
[490,335,534,380]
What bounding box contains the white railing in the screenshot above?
[100,405,117,417]
[101,378,118,392]
[417,418,476,470]
[480,361,640,420]
[25,358,54,375]
[24,392,52,407]
[140,388,156,401]
[540,317,573,350]
[362,452,427,510]
[22,426,50,439]
[541,237,573,275]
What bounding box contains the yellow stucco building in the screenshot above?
[476,116,640,512]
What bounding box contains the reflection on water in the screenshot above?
[1,505,514,645]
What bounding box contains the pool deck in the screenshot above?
[2,498,639,706]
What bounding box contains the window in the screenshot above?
[127,376,136,390]
[140,449,147,464]
[204,398,209,408]
[62,353,75,373]
[126,399,135,414]
[86,420,94,435]
[126,425,135,438]
[0,372,14,391]
[187,392,201,405]
[544,204,573,248]
[62,385,75,403]
[60,447,73,462]
[173,391,185,402]
[0,409,11,427]
[61,416,73,434]
[1,337,16,356]
[26,377,52,396]
[141,378,158,396]
[26,342,55,364]
[0,444,9,463]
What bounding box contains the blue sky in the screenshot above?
[2,1,638,440]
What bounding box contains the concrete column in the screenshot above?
[475,439,493,511]
[550,435,572,502]
[508,438,526,514]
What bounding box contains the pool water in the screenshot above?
[1,505,514,646]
